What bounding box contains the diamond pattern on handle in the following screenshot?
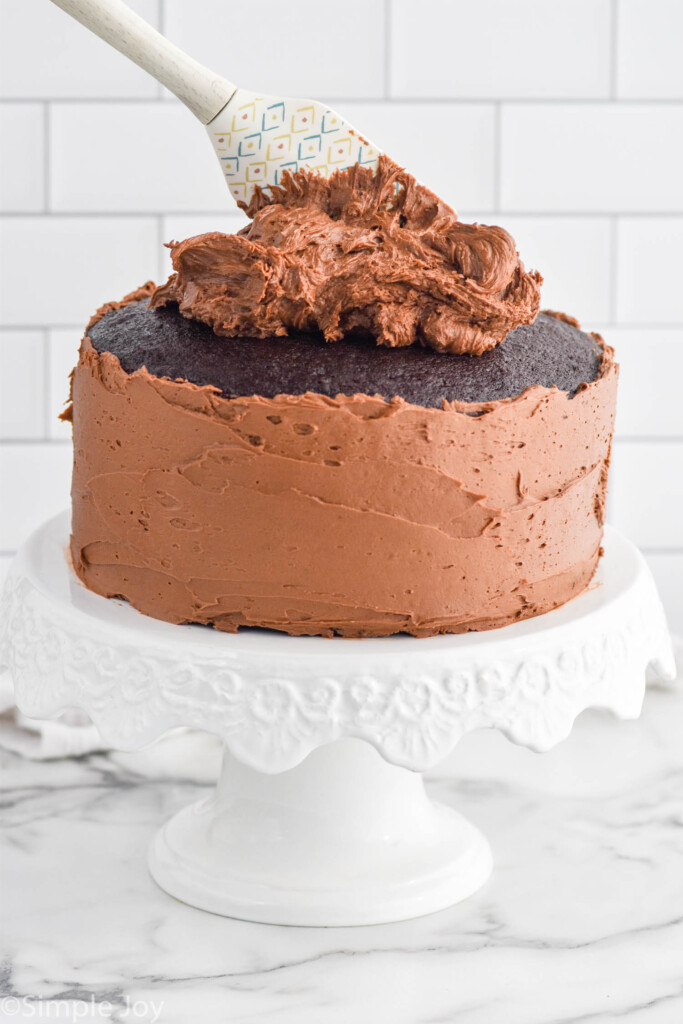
[210,91,382,207]
[231,102,257,131]
[266,135,292,161]
[262,102,285,131]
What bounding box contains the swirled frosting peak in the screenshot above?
[150,156,542,355]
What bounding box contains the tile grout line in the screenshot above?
[0,325,94,331]
[2,96,683,105]
[156,214,166,281]
[0,438,72,446]
[613,436,683,444]
[459,212,683,219]
[42,102,50,212]
[42,329,51,440]
[156,0,165,101]
[383,0,392,100]
[609,216,619,323]
[493,103,502,212]
[0,211,247,218]
[610,0,619,100]
[3,211,682,219]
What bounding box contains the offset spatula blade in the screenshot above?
[207,89,382,207]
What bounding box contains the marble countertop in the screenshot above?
[2,674,683,1024]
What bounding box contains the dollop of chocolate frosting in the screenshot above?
[150,156,542,355]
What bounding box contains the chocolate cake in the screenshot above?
[64,159,618,638]
[87,300,603,408]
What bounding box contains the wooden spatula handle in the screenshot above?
[50,0,237,123]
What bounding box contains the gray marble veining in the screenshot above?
[1,683,682,1023]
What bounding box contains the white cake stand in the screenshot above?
[0,512,675,926]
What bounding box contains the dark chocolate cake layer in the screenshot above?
[88,300,602,407]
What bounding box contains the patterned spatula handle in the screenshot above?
[49,0,236,121]
[49,0,382,209]
[208,89,381,206]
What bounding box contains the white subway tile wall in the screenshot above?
[459,214,612,326]
[611,330,683,437]
[615,218,683,323]
[0,444,73,551]
[0,332,46,439]
[0,104,45,212]
[0,0,681,632]
[616,0,683,99]
[48,329,81,440]
[162,0,386,99]
[0,0,161,98]
[610,442,683,549]
[333,102,497,210]
[500,105,683,213]
[390,0,613,99]
[0,216,159,326]
[50,103,228,212]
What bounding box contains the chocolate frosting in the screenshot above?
[67,288,617,639]
[150,157,542,356]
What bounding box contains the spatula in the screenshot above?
[50,0,383,208]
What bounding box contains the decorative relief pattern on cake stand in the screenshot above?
[0,513,674,925]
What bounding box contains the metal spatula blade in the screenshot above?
[50,0,382,209]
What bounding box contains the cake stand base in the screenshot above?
[149,738,492,926]
[1,513,675,927]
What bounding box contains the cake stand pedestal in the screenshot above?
[0,512,675,926]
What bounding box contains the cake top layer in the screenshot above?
[87,298,603,408]
[149,157,542,357]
